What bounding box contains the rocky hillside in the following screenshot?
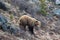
[0,0,60,40]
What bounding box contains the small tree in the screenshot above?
[39,0,47,16]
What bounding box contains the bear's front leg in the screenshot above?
[28,26,34,34]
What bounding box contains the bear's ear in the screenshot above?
[35,21,39,25]
[36,21,38,22]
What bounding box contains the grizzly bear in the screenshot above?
[19,15,41,34]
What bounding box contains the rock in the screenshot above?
[0,2,8,11]
[0,1,13,11]
[0,14,7,23]
[3,2,12,10]
[53,8,60,18]
[0,14,11,31]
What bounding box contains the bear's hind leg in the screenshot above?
[23,25,26,31]
[20,25,26,31]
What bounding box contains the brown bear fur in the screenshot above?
[19,15,41,34]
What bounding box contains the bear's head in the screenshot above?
[34,20,41,30]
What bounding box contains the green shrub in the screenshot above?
[10,14,13,20]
